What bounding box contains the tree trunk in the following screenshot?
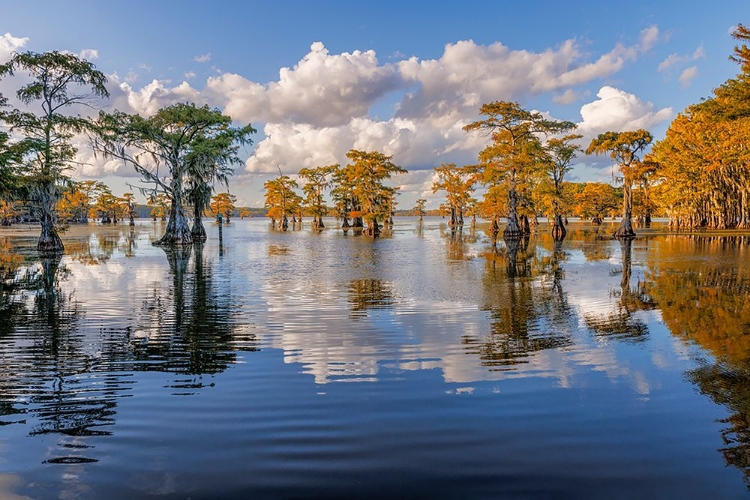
[367,217,380,237]
[154,197,193,246]
[552,214,566,241]
[620,238,633,293]
[503,187,523,239]
[740,191,750,229]
[520,214,531,235]
[37,193,64,254]
[191,201,206,241]
[490,217,500,242]
[191,216,207,241]
[614,181,636,239]
[504,236,520,278]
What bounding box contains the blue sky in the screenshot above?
[1,1,747,208]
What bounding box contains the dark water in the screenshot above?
[1,219,749,499]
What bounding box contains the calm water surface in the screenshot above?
[1,218,749,499]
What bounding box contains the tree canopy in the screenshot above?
[0,50,109,253]
[464,101,576,240]
[586,130,653,238]
[93,103,255,245]
[649,24,750,229]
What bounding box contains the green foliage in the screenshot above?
[414,198,427,218]
[93,103,255,244]
[0,130,26,197]
[539,134,583,222]
[299,164,337,222]
[0,50,109,252]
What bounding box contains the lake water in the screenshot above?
[1,218,749,499]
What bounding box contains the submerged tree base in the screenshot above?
[37,230,65,255]
[191,220,207,242]
[503,227,524,239]
[37,238,64,255]
[365,223,381,237]
[154,224,193,246]
[613,225,636,239]
[552,215,567,241]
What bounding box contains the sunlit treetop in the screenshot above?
[730,23,750,72]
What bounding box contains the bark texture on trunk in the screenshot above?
[520,215,531,235]
[37,196,64,254]
[366,217,381,237]
[503,187,523,239]
[154,198,193,246]
[552,214,567,241]
[614,182,636,239]
[191,218,207,241]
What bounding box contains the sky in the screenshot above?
[0,0,747,209]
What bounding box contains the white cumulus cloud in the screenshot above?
[244,114,484,175]
[0,32,28,62]
[395,33,653,122]
[577,86,672,147]
[79,49,99,61]
[109,77,206,116]
[208,42,403,127]
[3,26,669,206]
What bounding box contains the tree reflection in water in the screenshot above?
[644,235,750,488]
[440,224,479,261]
[132,244,258,378]
[0,239,259,466]
[0,254,115,463]
[462,236,574,370]
[584,238,654,342]
[64,225,139,265]
[348,278,395,315]
[689,361,750,489]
